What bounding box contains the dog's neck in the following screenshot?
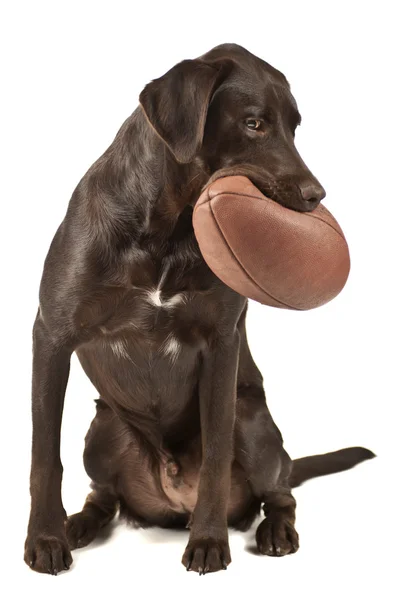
[80,108,209,249]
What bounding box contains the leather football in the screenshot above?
[193,176,350,310]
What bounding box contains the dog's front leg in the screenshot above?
[182,331,239,574]
[24,314,73,574]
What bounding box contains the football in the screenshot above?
[193,176,350,310]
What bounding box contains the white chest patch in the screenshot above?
[145,262,187,310]
[147,288,185,309]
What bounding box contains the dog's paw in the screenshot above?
[256,515,299,556]
[66,512,100,550]
[24,533,72,575]
[182,537,231,574]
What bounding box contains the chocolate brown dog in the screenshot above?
[25,43,374,575]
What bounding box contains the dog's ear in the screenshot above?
[139,59,233,164]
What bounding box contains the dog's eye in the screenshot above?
[245,118,261,131]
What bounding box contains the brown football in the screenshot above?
[193,176,350,310]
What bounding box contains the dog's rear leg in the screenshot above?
[66,486,118,550]
[66,400,121,550]
[235,307,299,556]
[235,390,299,556]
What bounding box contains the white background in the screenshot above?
[1,1,400,598]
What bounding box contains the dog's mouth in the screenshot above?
[204,165,320,213]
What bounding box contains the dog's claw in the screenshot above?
[182,538,230,574]
[25,533,72,575]
[256,515,299,557]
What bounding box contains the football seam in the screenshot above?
[208,199,301,310]
[208,190,347,241]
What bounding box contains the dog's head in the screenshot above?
[139,43,325,212]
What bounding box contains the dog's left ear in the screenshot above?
[139,58,233,164]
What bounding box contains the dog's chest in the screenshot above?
[96,245,222,355]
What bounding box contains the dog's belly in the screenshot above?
[159,454,253,519]
[117,430,255,524]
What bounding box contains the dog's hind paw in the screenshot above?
[256,515,299,556]
[66,512,100,550]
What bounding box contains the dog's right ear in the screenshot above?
[139,59,233,164]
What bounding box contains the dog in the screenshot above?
[24,43,374,575]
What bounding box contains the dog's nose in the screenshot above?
[299,181,326,207]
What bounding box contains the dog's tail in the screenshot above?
[289,446,375,488]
